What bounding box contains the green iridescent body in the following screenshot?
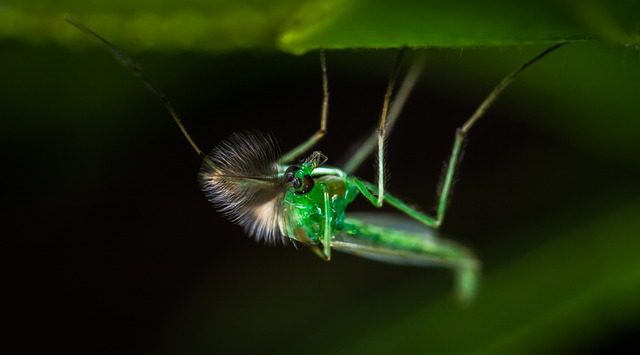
[283,174,355,245]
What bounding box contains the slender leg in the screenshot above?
[308,183,333,260]
[343,52,426,174]
[65,17,215,168]
[375,48,406,206]
[456,258,479,303]
[353,44,566,228]
[351,177,440,227]
[279,49,329,164]
[434,43,567,224]
[322,184,332,259]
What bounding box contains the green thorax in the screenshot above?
[282,170,358,245]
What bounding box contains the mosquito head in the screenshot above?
[283,151,327,195]
[283,165,314,194]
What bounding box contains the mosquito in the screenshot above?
[67,17,565,301]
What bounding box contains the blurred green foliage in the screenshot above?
[2,0,640,52]
[2,0,640,354]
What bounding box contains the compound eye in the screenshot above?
[284,166,314,194]
[296,174,314,194]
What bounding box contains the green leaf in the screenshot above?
[2,0,640,52]
[279,0,640,53]
[279,0,588,53]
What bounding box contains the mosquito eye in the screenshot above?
[296,174,314,194]
[285,166,313,194]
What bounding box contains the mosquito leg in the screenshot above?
[351,44,566,228]
[351,177,440,227]
[373,48,406,206]
[65,17,215,168]
[343,51,425,174]
[322,183,332,260]
[433,43,566,225]
[279,49,329,164]
[307,183,333,260]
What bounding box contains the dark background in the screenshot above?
[4,37,640,353]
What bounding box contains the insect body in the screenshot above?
[67,17,564,301]
[197,127,480,299]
